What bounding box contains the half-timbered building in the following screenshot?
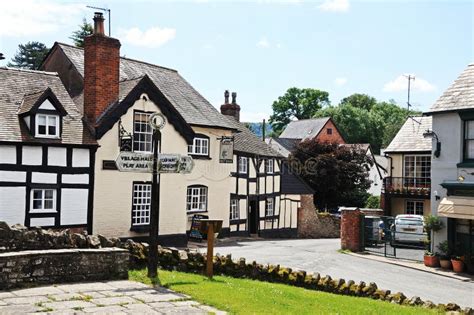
[0,67,97,232]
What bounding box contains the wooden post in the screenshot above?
[206,223,215,278]
[148,129,160,278]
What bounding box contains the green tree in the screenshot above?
[269,87,330,135]
[290,141,373,210]
[340,93,377,111]
[7,41,49,70]
[70,18,93,48]
[365,195,381,208]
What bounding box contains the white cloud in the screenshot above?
[0,0,87,37]
[334,77,348,86]
[383,75,436,93]
[317,0,350,12]
[119,27,176,48]
[257,37,270,48]
[241,111,270,122]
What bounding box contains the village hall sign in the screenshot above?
[115,152,194,174]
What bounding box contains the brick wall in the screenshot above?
[297,195,340,238]
[340,209,362,252]
[0,248,129,290]
[84,34,121,124]
[315,119,346,144]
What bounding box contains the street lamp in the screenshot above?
[423,129,441,158]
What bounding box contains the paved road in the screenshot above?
[0,280,225,314]
[207,238,474,308]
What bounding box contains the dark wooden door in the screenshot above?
[249,200,258,234]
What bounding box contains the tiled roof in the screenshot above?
[17,90,47,115]
[384,116,432,153]
[0,67,95,145]
[57,43,234,130]
[428,63,474,114]
[279,117,330,140]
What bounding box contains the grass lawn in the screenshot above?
[129,269,439,315]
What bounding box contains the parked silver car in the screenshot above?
[391,214,427,245]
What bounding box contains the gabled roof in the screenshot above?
[384,116,432,153]
[0,67,95,145]
[279,117,331,140]
[427,63,474,114]
[48,42,235,131]
[18,87,67,116]
[280,163,315,194]
[95,75,195,142]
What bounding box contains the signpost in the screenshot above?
[114,112,194,278]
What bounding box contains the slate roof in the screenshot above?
[265,137,300,157]
[55,43,234,130]
[0,67,95,145]
[17,90,47,115]
[427,63,474,114]
[279,118,330,140]
[384,116,432,153]
[225,118,282,158]
[280,163,315,194]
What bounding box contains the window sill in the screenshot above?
[189,155,211,160]
[187,210,208,215]
[35,135,60,139]
[29,210,57,214]
[457,162,474,168]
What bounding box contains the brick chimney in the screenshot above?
[84,12,121,126]
[220,90,240,122]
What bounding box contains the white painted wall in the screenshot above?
[48,147,67,166]
[61,189,88,225]
[0,187,26,225]
[0,171,26,182]
[72,148,90,167]
[31,172,57,184]
[22,146,42,165]
[0,145,16,164]
[431,112,464,245]
[62,174,89,184]
[39,99,56,110]
[30,217,55,227]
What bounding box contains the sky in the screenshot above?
[0,0,473,122]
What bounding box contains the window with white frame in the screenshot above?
[238,156,248,174]
[265,198,274,217]
[186,185,208,212]
[133,111,153,153]
[132,183,152,226]
[187,137,209,156]
[230,199,239,220]
[36,114,59,138]
[406,200,424,215]
[265,159,274,174]
[31,189,56,213]
[403,155,431,187]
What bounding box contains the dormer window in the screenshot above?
[36,114,59,138]
[188,134,210,156]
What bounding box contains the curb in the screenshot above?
[345,252,474,282]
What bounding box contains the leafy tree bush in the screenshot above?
[70,18,93,48]
[365,195,381,209]
[7,41,49,70]
[290,141,373,210]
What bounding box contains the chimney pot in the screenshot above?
[93,12,105,35]
[220,90,240,122]
[224,90,229,104]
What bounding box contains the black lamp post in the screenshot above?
[423,129,441,158]
[0,53,5,61]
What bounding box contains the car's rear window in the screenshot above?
[396,218,423,226]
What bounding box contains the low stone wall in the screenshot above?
[0,248,129,290]
[298,196,340,238]
[124,241,471,314]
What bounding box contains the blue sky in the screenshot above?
[1,0,472,121]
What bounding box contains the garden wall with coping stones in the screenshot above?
[124,240,473,314]
[0,248,129,290]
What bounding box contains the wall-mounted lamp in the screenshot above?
[423,129,441,158]
[0,53,5,61]
[434,190,440,201]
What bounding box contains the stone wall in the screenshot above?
[297,195,340,238]
[0,248,129,290]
